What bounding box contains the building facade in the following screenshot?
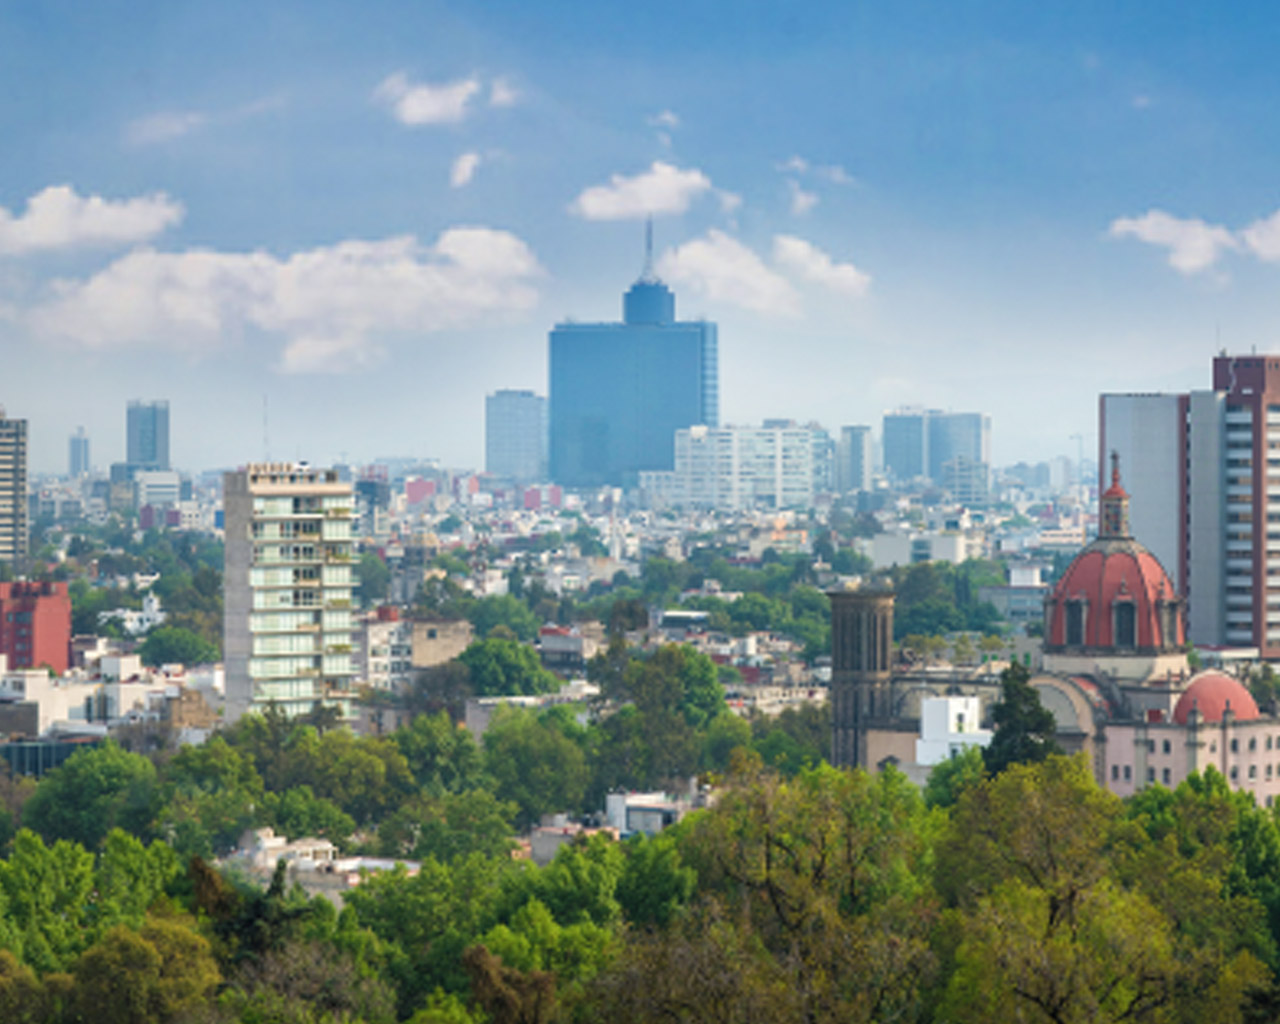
[223,464,357,721]
[1101,355,1280,658]
[127,400,170,472]
[549,274,717,489]
[644,423,816,510]
[68,427,90,479]
[0,411,27,572]
[881,408,990,495]
[0,582,70,675]
[486,389,547,483]
[836,425,873,493]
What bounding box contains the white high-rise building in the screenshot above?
[661,424,815,510]
[0,410,26,572]
[223,463,357,721]
[486,389,547,483]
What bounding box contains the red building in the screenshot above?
[0,581,71,674]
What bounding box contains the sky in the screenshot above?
[5,0,1280,476]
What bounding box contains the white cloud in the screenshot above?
[788,180,818,216]
[717,189,743,215]
[1108,209,1237,274]
[451,152,482,188]
[26,227,544,373]
[489,77,519,108]
[777,155,809,174]
[374,71,482,125]
[1240,210,1280,262]
[0,185,184,256]
[773,235,871,297]
[815,164,855,185]
[126,111,207,145]
[569,161,713,220]
[657,229,799,315]
[647,110,680,129]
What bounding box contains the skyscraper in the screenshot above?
[0,410,27,572]
[223,463,357,721]
[1101,354,1280,657]
[549,262,718,489]
[68,427,90,478]
[127,400,170,471]
[882,408,990,493]
[486,390,547,483]
[837,425,873,493]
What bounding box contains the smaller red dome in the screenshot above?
[1172,672,1260,725]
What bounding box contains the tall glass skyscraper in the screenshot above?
[549,274,718,489]
[127,400,170,471]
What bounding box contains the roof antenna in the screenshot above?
[642,216,654,280]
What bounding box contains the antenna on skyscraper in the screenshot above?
[642,216,655,281]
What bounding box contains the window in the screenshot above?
[1147,739,1155,753]
[1147,767,1155,783]
[1251,738,1258,752]
[1250,765,1258,779]
[1232,739,1240,754]
[1066,601,1086,646]
[1162,739,1171,755]
[1232,766,1240,780]
[1111,765,1119,781]
[1163,768,1171,785]
[1114,601,1137,648]
[1123,765,1132,781]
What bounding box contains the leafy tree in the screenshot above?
[459,638,560,697]
[0,950,52,1024]
[377,789,517,863]
[982,660,1061,775]
[357,551,391,607]
[139,625,219,667]
[923,745,987,809]
[22,741,158,850]
[484,708,589,828]
[615,832,696,929]
[258,786,357,847]
[391,711,488,794]
[470,595,540,643]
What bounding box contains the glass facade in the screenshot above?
[549,278,718,489]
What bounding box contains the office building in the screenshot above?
[0,411,27,572]
[0,581,71,675]
[642,423,815,510]
[223,463,357,721]
[68,427,90,478]
[127,400,170,472]
[1101,355,1280,657]
[837,425,873,493]
[549,265,717,489]
[881,408,990,494]
[486,390,547,483]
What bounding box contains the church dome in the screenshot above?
[1043,454,1184,654]
[1173,672,1260,725]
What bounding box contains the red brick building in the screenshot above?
[0,581,71,674]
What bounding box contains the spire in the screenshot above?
[1099,449,1131,539]
[641,216,655,282]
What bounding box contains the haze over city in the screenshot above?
[5,1,1280,472]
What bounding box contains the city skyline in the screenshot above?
[5,2,1280,474]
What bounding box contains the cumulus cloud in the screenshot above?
[773,235,871,297]
[657,229,799,315]
[815,163,855,185]
[1240,210,1280,262]
[374,71,482,125]
[777,155,809,174]
[26,227,544,373]
[489,77,519,108]
[1108,210,1237,274]
[451,152,482,188]
[570,161,714,220]
[788,180,818,216]
[648,109,680,129]
[0,185,184,256]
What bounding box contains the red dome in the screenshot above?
[1173,672,1260,725]
[1044,540,1183,651]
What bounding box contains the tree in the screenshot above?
[982,660,1061,775]
[923,744,986,809]
[22,741,158,850]
[484,708,588,828]
[459,637,560,697]
[0,829,94,971]
[377,789,517,863]
[615,832,696,929]
[470,595,539,643]
[357,551,391,607]
[138,625,219,667]
[391,711,488,794]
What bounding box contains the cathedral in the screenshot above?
[830,456,1280,805]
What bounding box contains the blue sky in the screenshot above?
[4,0,1280,475]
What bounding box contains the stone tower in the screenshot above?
[829,582,895,769]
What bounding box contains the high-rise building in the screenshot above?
[0,410,28,572]
[837,425,873,493]
[486,390,547,483]
[127,400,170,472]
[68,427,90,478]
[223,463,357,721]
[549,266,717,489]
[0,581,71,674]
[881,408,990,493]
[641,423,816,510]
[1101,355,1280,657]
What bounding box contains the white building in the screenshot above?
[914,696,992,766]
[223,464,357,721]
[644,424,816,510]
[359,608,414,691]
